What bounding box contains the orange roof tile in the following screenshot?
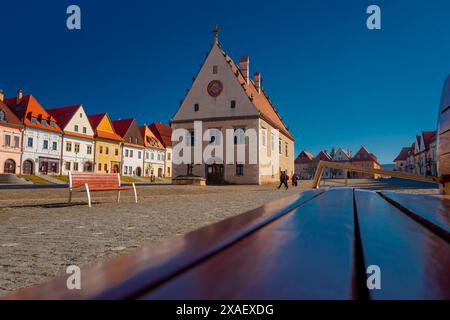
[149,122,172,147]
[4,94,63,133]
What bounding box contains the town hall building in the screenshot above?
[171,28,295,184]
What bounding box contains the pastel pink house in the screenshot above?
[0,90,24,174]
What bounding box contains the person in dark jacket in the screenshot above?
[277,171,289,190]
[292,173,298,187]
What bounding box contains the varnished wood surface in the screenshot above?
[2,187,450,300]
[355,190,450,299]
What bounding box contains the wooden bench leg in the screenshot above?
[85,183,92,208]
[132,183,137,203]
[117,190,121,203]
[68,189,73,204]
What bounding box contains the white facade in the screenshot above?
[331,148,351,179]
[122,145,144,176]
[22,127,63,174]
[143,147,165,177]
[62,136,95,174]
[59,106,95,174]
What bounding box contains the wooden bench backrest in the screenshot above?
[69,172,120,189]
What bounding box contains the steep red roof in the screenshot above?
[87,113,106,130]
[295,150,314,164]
[221,49,294,141]
[150,122,172,147]
[4,94,63,133]
[46,105,81,130]
[422,131,436,149]
[351,146,379,164]
[112,119,134,138]
[314,150,332,161]
[0,100,23,128]
[394,147,411,162]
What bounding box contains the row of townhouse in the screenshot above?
[393,131,437,176]
[295,146,382,179]
[0,89,172,178]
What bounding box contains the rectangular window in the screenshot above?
[105,147,109,155]
[271,133,275,152]
[4,135,11,147]
[146,152,149,159]
[98,163,102,171]
[74,143,80,153]
[124,166,128,175]
[236,164,244,176]
[130,150,134,158]
[50,121,55,128]
[65,162,71,171]
[99,145,103,154]
[74,125,79,132]
[194,104,199,112]
[261,128,267,147]
[125,149,129,157]
[41,119,47,126]
[43,140,49,149]
[189,130,195,146]
[82,127,86,134]
[31,117,37,124]
[52,141,57,151]
[138,151,142,159]
[167,152,171,160]
[230,100,236,109]
[279,139,282,154]
[14,136,20,148]
[213,65,218,74]
[66,142,72,152]
[27,137,33,147]
[104,164,108,172]
[115,148,119,156]
[151,152,154,160]
[285,142,288,157]
[87,145,92,154]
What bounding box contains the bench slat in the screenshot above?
[379,192,450,240]
[140,188,357,300]
[355,190,450,299]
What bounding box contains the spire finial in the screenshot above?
[212,25,220,44]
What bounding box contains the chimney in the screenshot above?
[254,72,262,93]
[16,89,23,104]
[239,56,249,84]
[0,89,4,102]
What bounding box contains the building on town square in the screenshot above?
[294,150,314,179]
[4,90,63,175]
[0,90,24,174]
[170,28,295,184]
[149,122,173,178]
[140,125,165,178]
[349,146,381,179]
[112,119,145,176]
[88,113,123,174]
[47,104,95,174]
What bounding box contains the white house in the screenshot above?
[331,148,351,178]
[140,125,165,178]
[4,91,63,175]
[112,119,145,177]
[47,104,95,174]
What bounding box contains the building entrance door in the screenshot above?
[206,164,224,184]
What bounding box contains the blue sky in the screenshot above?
[1,0,449,164]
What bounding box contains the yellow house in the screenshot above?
[88,113,123,173]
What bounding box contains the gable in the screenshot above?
[172,44,260,122]
[119,119,144,146]
[64,105,95,136]
[0,101,22,127]
[98,115,115,132]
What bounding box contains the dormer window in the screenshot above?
[41,119,47,126]
[31,117,37,124]
[0,110,5,122]
[50,121,55,128]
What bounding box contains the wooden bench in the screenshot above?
[68,172,137,208]
[2,187,448,300]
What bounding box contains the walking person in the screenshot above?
[277,171,289,190]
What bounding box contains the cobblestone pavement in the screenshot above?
[0,179,439,296]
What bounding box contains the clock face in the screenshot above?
[207,80,223,97]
